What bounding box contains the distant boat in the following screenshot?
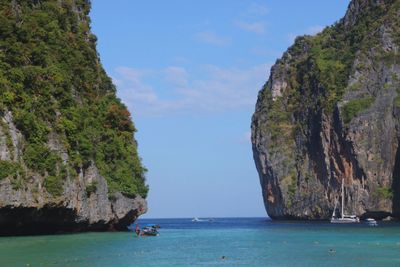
[192,217,205,222]
[131,224,160,236]
[145,224,161,229]
[365,218,378,226]
[330,179,360,224]
[141,226,159,236]
[140,225,160,236]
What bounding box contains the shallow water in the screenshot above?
[1,218,400,266]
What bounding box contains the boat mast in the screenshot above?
[332,197,338,218]
[341,178,344,219]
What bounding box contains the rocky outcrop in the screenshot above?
[252,0,400,220]
[0,106,147,236]
[0,1,147,235]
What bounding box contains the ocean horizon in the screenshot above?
[1,217,400,266]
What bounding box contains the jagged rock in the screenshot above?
[252,0,400,220]
[0,112,147,236]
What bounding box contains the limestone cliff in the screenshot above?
[0,0,147,235]
[252,0,400,220]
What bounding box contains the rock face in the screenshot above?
[0,1,147,235]
[252,0,400,220]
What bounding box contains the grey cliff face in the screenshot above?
[252,0,400,220]
[0,112,147,235]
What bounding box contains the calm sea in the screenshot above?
[1,217,400,266]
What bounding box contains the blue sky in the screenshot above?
[90,0,350,218]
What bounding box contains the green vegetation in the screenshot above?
[85,181,98,197]
[260,1,397,136]
[372,186,393,200]
[0,120,14,160]
[0,1,147,197]
[341,97,374,124]
[255,2,399,204]
[23,143,60,176]
[11,177,24,191]
[395,89,400,108]
[395,95,400,108]
[44,175,64,196]
[281,170,297,208]
[0,160,21,180]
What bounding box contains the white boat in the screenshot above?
[330,215,359,223]
[365,218,378,226]
[192,217,209,222]
[330,179,360,224]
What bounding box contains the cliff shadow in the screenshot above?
[332,107,366,184]
[306,111,330,187]
[391,140,400,218]
[0,206,116,236]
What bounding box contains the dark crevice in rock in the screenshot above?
[391,139,400,217]
[113,209,140,231]
[268,172,285,219]
[332,107,366,184]
[307,111,329,188]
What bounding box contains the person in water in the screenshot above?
[135,225,141,236]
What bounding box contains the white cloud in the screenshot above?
[115,67,159,105]
[114,63,271,117]
[163,66,188,87]
[236,21,266,35]
[236,3,268,35]
[195,31,231,46]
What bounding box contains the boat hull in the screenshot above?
[365,218,378,226]
[330,218,359,224]
[139,226,159,236]
[141,232,159,236]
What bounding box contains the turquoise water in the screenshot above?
[1,218,400,266]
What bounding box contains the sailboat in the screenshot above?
[330,178,360,224]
